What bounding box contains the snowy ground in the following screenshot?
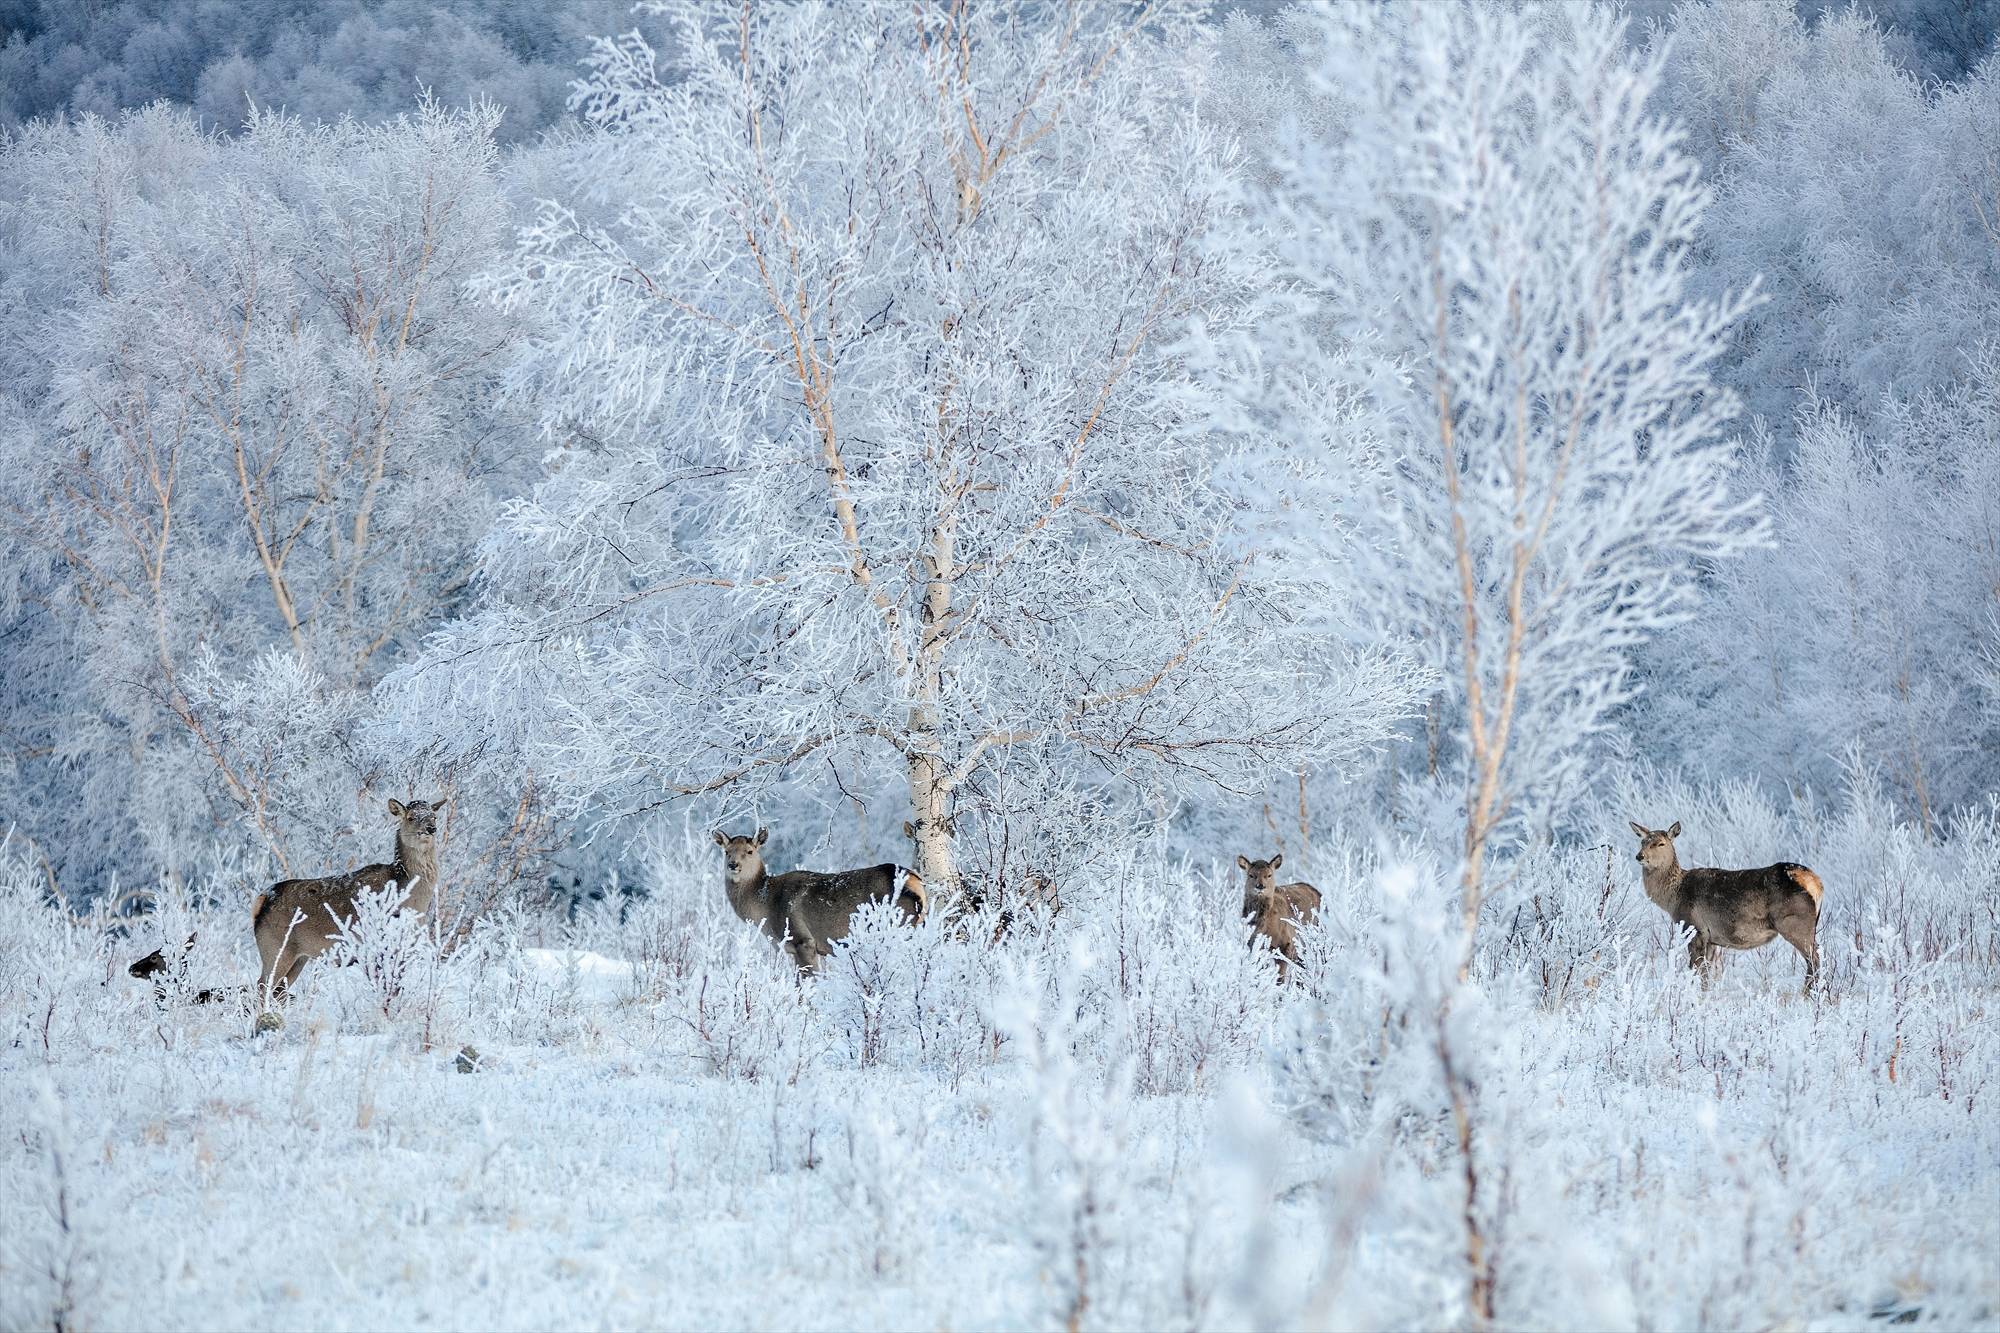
[4,790,1998,1330]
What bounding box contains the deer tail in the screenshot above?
[250,892,272,931]
[898,868,927,923]
[1785,866,1824,908]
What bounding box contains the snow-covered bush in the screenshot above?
[815,898,999,1080]
[994,937,1140,1333]
[1091,861,1281,1096]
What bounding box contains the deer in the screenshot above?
[713,826,925,971]
[126,933,231,1004]
[1238,852,1322,983]
[1629,820,1823,994]
[250,797,448,1002]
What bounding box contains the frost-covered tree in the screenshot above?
[1237,2,1767,925]
[1623,1,2000,820]
[0,0,630,142]
[1198,2,1343,191]
[0,100,545,892]
[396,0,1421,895]
[1651,2,2000,441]
[1642,366,2000,831]
[1798,0,2000,81]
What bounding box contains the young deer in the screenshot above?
[252,798,447,1001]
[1629,820,1823,993]
[1238,852,1322,983]
[127,934,231,1004]
[714,826,925,971]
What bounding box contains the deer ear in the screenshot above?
[1667,821,1682,839]
[1271,852,1283,870]
[1629,821,1649,839]
[1236,854,1250,871]
[755,826,768,847]
[388,799,406,819]
[712,830,726,847]
[432,796,449,813]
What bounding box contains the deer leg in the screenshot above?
[256,945,289,1007]
[1777,903,1821,995]
[786,919,822,974]
[1687,933,1718,987]
[282,953,314,992]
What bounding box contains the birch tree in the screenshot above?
[1241,2,1768,937]
[400,0,1420,895]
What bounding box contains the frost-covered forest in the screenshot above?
[2,2,1997,1329]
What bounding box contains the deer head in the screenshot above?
[712,826,768,887]
[1628,820,1681,870]
[1237,852,1283,900]
[388,797,447,852]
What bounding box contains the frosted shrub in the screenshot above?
[663,914,824,1085]
[996,943,1138,1333]
[1271,861,1460,1147]
[825,1089,937,1280]
[111,875,216,1008]
[817,900,998,1080]
[0,1083,99,1333]
[317,885,464,1049]
[1489,843,1650,1008]
[478,957,582,1050]
[0,842,113,1061]
[1094,868,1282,1096]
[617,889,712,994]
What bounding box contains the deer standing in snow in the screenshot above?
[1629,820,1823,993]
[714,826,926,971]
[1238,851,1321,983]
[252,797,447,1001]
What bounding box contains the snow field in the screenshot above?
[6,786,1997,1330]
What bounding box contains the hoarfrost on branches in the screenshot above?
[1231,2,1768,919]
[396,0,1423,894]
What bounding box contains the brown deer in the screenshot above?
[1629,820,1822,994]
[714,826,925,971]
[1238,852,1322,983]
[252,797,447,1000]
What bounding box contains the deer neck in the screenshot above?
[727,866,773,921]
[1641,854,1684,912]
[1244,882,1280,922]
[393,832,441,913]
